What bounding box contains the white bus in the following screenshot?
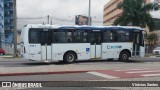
[20,24,145,63]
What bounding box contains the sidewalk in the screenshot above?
[0,55,13,58]
[145,53,160,58]
[149,56,160,58]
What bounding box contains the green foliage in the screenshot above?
[145,33,159,46]
[114,0,160,31]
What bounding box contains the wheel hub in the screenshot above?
[67,54,74,61]
[122,54,127,59]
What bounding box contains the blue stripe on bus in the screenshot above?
[58,26,142,30]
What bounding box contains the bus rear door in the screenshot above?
[40,29,52,60]
[133,31,144,57]
[89,31,102,59]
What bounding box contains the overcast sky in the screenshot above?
[17,0,159,30]
[17,0,110,29]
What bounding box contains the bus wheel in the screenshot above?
[64,52,76,64]
[119,51,129,62]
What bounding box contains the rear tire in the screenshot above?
[64,52,76,64]
[119,51,129,62]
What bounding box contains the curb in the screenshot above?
[149,56,160,58]
[0,70,89,77]
[0,56,13,58]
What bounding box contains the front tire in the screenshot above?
[64,52,76,64]
[119,51,129,62]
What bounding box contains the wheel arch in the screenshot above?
[63,50,78,60]
[120,49,131,57]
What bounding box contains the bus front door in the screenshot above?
[40,30,52,61]
[90,32,102,59]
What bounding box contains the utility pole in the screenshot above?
[88,0,91,26]
[13,0,17,57]
[47,15,50,24]
[51,20,52,25]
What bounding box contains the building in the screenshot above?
[103,0,123,26]
[103,0,151,26]
[0,0,5,48]
[0,0,14,49]
[103,0,160,46]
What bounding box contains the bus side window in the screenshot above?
[129,31,134,42]
[88,32,95,44]
[83,31,88,42]
[53,31,64,43]
[103,30,112,42]
[53,30,73,43]
[67,31,73,43]
[116,30,130,42]
[73,30,88,43]
[68,38,72,42]
[52,31,56,43]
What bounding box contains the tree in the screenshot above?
[145,33,159,46]
[114,0,160,31]
[145,33,159,52]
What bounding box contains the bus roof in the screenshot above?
[58,26,143,30]
[24,24,143,31]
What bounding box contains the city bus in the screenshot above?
[20,24,145,63]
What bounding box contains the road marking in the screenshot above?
[142,74,160,77]
[87,72,119,79]
[126,70,160,74]
[114,69,148,71]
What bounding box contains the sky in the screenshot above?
[17,0,110,29]
[17,0,160,30]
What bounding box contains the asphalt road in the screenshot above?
[0,73,160,90]
[1,87,116,90]
[24,87,115,90]
[0,57,160,90]
[0,57,160,67]
[0,72,104,81]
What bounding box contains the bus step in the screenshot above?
[91,58,102,60]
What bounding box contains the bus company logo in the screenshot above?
[107,45,122,49]
[86,48,90,52]
[107,45,111,49]
[2,82,11,87]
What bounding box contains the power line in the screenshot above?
[17,16,47,19]
[17,16,103,23]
